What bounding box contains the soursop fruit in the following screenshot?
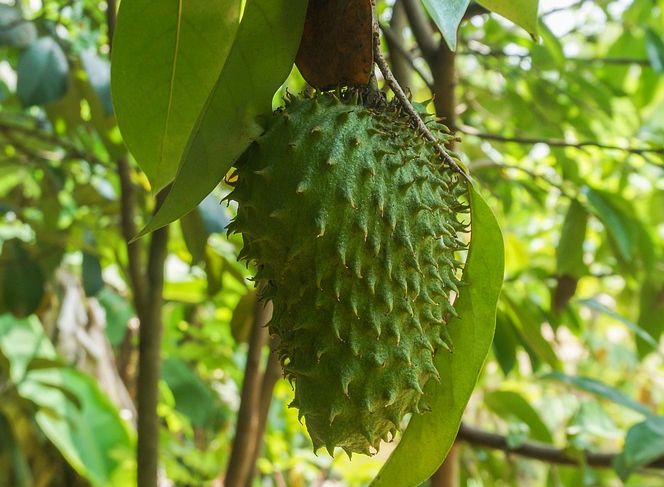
[227,92,469,456]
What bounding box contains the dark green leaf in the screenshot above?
[82,252,104,297]
[485,390,553,443]
[162,357,222,427]
[420,0,471,51]
[0,6,37,48]
[17,37,69,107]
[545,372,653,417]
[584,187,637,266]
[371,183,504,487]
[556,200,588,278]
[492,310,518,375]
[505,295,561,369]
[645,28,664,73]
[614,416,664,479]
[111,0,242,191]
[1,240,45,318]
[139,0,308,236]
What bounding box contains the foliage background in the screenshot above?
[0,0,663,486]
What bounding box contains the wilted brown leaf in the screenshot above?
[296,0,374,90]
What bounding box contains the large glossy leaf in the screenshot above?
[111,0,242,191]
[477,0,539,38]
[421,0,471,51]
[17,37,69,107]
[139,0,308,236]
[371,182,504,487]
[614,416,664,479]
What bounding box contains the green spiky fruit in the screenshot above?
[228,92,469,456]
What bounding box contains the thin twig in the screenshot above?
[458,47,651,67]
[460,125,664,159]
[0,120,111,167]
[373,29,469,179]
[458,423,664,469]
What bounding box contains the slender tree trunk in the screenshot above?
[225,299,273,487]
[136,222,168,487]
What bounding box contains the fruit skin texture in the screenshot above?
[228,93,468,456]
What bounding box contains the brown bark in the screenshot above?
[225,300,273,487]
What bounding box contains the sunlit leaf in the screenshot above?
[371,182,504,487]
[477,0,540,38]
[111,0,242,191]
[138,0,308,236]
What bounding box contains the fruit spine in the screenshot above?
[227,92,469,456]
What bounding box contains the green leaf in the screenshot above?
[97,288,134,347]
[545,372,653,417]
[17,37,69,107]
[80,50,113,116]
[0,6,37,48]
[230,290,256,344]
[636,279,664,358]
[371,182,504,487]
[578,298,661,356]
[485,390,553,443]
[27,369,134,486]
[420,0,471,51]
[82,252,104,297]
[180,194,230,264]
[614,416,664,479]
[584,187,637,266]
[111,0,242,191]
[556,200,588,278]
[492,310,518,375]
[505,295,560,369]
[0,315,133,486]
[477,0,539,38]
[138,0,308,236]
[162,358,222,427]
[0,240,45,318]
[645,28,664,73]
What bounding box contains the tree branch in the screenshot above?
[0,120,111,168]
[457,423,664,469]
[459,125,664,158]
[225,299,273,487]
[458,47,650,67]
[245,340,282,487]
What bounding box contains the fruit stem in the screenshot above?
[372,21,470,181]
